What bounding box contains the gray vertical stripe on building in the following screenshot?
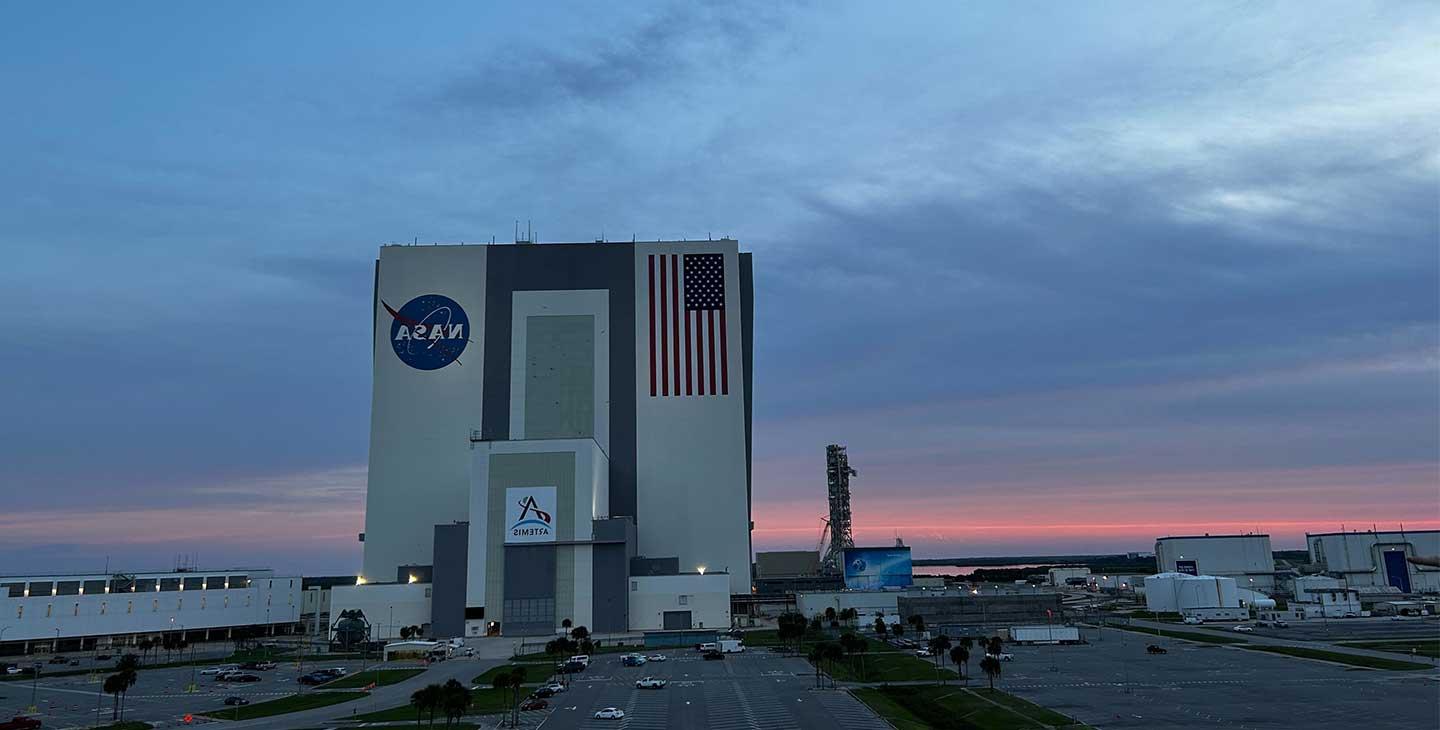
[739,252,755,562]
[524,314,596,439]
[481,244,637,520]
[430,522,469,639]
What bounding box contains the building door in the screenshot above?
[1382,550,1412,593]
[662,611,692,630]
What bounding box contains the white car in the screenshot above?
[543,683,565,694]
[594,707,625,719]
[987,652,1014,662]
[1231,625,1254,633]
[201,665,238,675]
[636,677,667,689]
[1182,617,1203,625]
[915,649,933,657]
[646,654,667,662]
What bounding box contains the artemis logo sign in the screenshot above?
[383,294,470,370]
[505,487,557,544]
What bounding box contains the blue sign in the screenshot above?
[383,294,470,370]
[842,547,913,590]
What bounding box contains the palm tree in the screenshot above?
[928,635,952,685]
[852,636,870,681]
[412,683,442,726]
[441,678,470,726]
[980,655,1003,691]
[949,646,969,682]
[570,625,589,642]
[908,614,925,634]
[507,667,527,727]
[561,618,572,633]
[807,645,824,688]
[824,607,837,628]
[892,622,906,641]
[841,607,859,628]
[103,673,125,721]
[822,642,844,688]
[873,617,888,639]
[115,654,140,720]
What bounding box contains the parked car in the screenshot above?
[646,654,667,662]
[1231,625,1254,633]
[218,673,261,683]
[593,707,625,719]
[635,677,667,689]
[915,649,933,658]
[986,652,1015,662]
[542,683,565,694]
[47,657,69,665]
[67,660,80,667]
[201,666,239,676]
[222,697,250,706]
[1146,645,1167,655]
[298,673,330,685]
[1342,612,1358,619]
[702,650,724,661]
[0,716,42,730]
[1255,620,1271,628]
[568,655,591,667]
[1182,616,1203,625]
[520,698,548,711]
[559,661,586,674]
[621,654,647,667]
[1273,620,1289,628]
[239,661,277,671]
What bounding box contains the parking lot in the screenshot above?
[995,627,1440,729]
[534,648,888,730]
[0,655,375,728]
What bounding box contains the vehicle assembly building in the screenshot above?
[358,239,755,637]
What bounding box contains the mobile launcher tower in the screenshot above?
[819,444,857,574]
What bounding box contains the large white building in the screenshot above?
[0,569,301,653]
[360,240,755,637]
[1306,530,1439,594]
[1154,534,1276,592]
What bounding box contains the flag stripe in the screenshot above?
[671,254,680,394]
[719,307,729,395]
[684,290,693,395]
[707,309,717,395]
[647,255,656,397]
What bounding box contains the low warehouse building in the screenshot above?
[1306,530,1439,594]
[1154,534,1276,592]
[1144,573,1240,614]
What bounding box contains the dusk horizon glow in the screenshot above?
[2,1,1437,577]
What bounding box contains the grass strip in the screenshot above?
[203,691,367,720]
[348,688,519,722]
[1336,639,1440,659]
[852,685,1093,729]
[822,651,959,682]
[1239,645,1432,670]
[319,667,424,689]
[1105,624,1247,644]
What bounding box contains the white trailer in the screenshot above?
[1008,625,1081,645]
[718,639,745,653]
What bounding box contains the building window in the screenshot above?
[424,588,432,599]
[177,598,183,611]
[152,599,159,612]
[100,602,108,615]
[3,582,25,598]
[15,606,20,619]
[132,579,155,593]
[56,581,80,596]
[678,595,688,606]
[201,597,207,610]
[127,601,133,614]
[46,604,53,618]
[83,580,106,595]
[160,578,181,592]
[29,582,53,597]
[631,581,638,592]
[182,577,203,591]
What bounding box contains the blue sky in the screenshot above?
[1,1,1436,574]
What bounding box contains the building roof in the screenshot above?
[1305,529,1440,538]
[1155,534,1270,541]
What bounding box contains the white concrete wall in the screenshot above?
[628,574,730,631]
[364,245,488,582]
[0,571,300,643]
[795,591,901,624]
[1144,574,1239,612]
[633,242,752,594]
[1047,567,1090,585]
[329,583,432,641]
[1154,535,1275,590]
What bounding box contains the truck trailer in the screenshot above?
[1008,625,1081,645]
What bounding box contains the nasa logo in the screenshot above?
[510,495,553,538]
[383,294,470,370]
[850,558,867,574]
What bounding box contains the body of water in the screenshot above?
[912,562,1059,576]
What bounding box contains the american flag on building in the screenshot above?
[648,252,729,397]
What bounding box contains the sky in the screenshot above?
[1,1,1436,575]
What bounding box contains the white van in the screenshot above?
[568,655,591,667]
[718,639,745,653]
[697,642,717,652]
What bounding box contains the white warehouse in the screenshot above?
[1154,534,1276,592]
[0,569,302,654]
[1307,530,1439,594]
